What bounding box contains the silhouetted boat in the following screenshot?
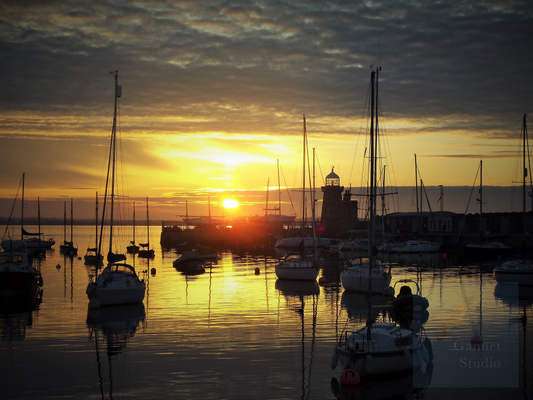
[86,71,146,308]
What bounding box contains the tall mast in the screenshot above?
[95,192,98,252]
[109,70,119,256]
[369,69,376,267]
[302,114,307,232]
[415,154,419,234]
[479,160,483,242]
[63,201,67,245]
[21,172,25,239]
[277,159,281,217]
[523,114,527,233]
[70,198,74,244]
[146,197,150,248]
[132,201,136,244]
[265,177,269,221]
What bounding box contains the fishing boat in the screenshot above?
[138,197,155,259]
[275,115,319,282]
[494,115,533,285]
[86,71,146,308]
[1,174,55,252]
[332,67,431,378]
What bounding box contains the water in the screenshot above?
[1,225,532,399]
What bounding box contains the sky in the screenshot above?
[1,0,532,222]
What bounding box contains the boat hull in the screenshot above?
[494,260,533,286]
[87,284,145,306]
[275,259,319,281]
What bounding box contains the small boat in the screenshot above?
[341,256,392,294]
[0,250,43,294]
[60,199,78,256]
[493,259,533,286]
[379,239,440,254]
[138,197,155,259]
[173,250,206,274]
[1,175,55,252]
[275,115,320,282]
[86,71,146,308]
[332,68,432,378]
[126,201,140,254]
[390,279,430,327]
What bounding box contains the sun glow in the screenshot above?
[222,199,239,209]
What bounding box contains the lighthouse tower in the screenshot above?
[320,167,358,236]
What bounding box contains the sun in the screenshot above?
[222,199,239,209]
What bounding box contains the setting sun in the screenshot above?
[222,199,239,209]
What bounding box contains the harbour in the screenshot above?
[1,224,531,399]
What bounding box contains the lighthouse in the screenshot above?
[320,167,358,236]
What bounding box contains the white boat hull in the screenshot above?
[341,271,392,293]
[494,260,533,286]
[275,258,319,281]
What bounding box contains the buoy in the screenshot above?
[319,277,326,286]
[471,334,483,350]
[77,256,82,260]
[56,263,61,270]
[254,267,260,275]
[339,367,360,385]
[442,252,448,260]
[151,267,156,275]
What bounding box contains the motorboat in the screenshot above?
[493,259,533,286]
[173,250,206,274]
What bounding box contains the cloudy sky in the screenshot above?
[1,0,532,220]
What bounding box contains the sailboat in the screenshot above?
[138,197,155,258]
[60,199,78,256]
[126,201,140,254]
[275,115,319,282]
[84,192,103,266]
[340,68,391,295]
[1,173,55,251]
[86,71,146,308]
[494,114,533,285]
[456,160,512,262]
[332,67,430,377]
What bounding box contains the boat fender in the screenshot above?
[364,354,373,374]
[330,345,339,369]
[423,338,434,361]
[403,347,412,367]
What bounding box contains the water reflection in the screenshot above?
[275,279,319,400]
[87,303,146,399]
[0,289,42,342]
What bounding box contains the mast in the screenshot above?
[523,114,527,234]
[415,154,419,234]
[38,196,41,250]
[311,147,317,251]
[265,177,269,221]
[95,192,98,252]
[302,114,307,232]
[369,68,376,274]
[109,70,120,257]
[146,197,150,248]
[70,198,74,245]
[479,160,483,242]
[63,201,67,245]
[277,159,281,217]
[21,172,25,239]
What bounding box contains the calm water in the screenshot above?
[1,225,532,399]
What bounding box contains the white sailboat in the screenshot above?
[494,114,533,285]
[332,67,431,377]
[275,115,319,282]
[341,67,391,294]
[1,174,55,251]
[86,71,146,308]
